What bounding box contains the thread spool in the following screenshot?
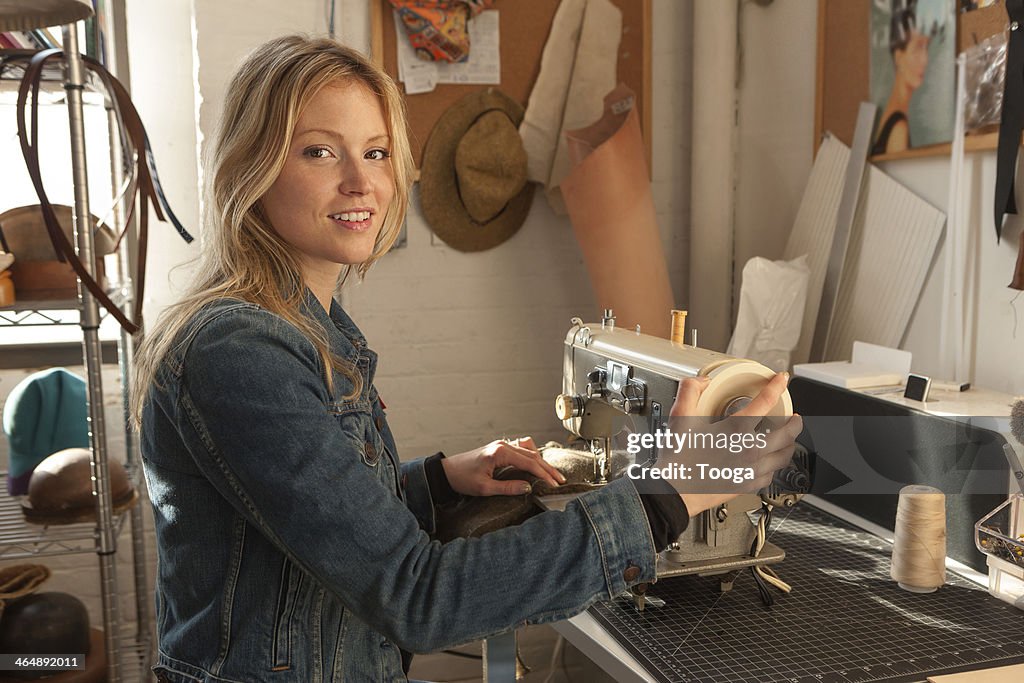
[670,309,687,345]
[891,484,946,593]
[0,270,14,307]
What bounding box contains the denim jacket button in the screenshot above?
[365,442,377,460]
[375,416,384,430]
[623,564,640,582]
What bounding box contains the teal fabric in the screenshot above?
[2,368,89,494]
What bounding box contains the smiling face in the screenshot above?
[894,28,929,91]
[260,79,395,290]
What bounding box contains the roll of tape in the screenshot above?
[694,360,792,418]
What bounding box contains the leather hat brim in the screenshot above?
[22,488,139,526]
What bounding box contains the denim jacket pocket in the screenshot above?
[272,558,304,670]
[328,401,380,468]
[361,438,381,467]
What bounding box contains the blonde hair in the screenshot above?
[130,35,414,424]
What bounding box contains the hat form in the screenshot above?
[23,447,138,525]
[420,88,535,252]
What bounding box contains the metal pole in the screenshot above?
[107,92,151,669]
[61,23,123,681]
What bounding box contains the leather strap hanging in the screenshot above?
[994,0,1024,244]
[12,48,193,334]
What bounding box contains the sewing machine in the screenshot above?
[527,320,1024,681]
[552,311,812,598]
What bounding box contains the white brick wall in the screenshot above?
[343,195,597,456]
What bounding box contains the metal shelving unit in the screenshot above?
[1,3,152,680]
[0,464,142,559]
[0,291,128,326]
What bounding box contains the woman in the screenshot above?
[131,35,802,682]
[872,0,930,155]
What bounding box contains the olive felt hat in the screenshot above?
[419,88,535,252]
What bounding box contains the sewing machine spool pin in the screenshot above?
[602,309,615,330]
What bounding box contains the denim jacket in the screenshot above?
[140,291,658,682]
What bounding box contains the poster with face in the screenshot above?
[869,0,956,156]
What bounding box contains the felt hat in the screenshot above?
[420,88,535,252]
[2,368,90,496]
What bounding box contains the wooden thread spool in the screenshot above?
[891,484,946,593]
[0,271,14,307]
[670,309,687,344]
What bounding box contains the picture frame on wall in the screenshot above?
[868,0,956,157]
[816,0,1008,162]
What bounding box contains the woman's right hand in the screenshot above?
[442,437,564,497]
[668,372,803,516]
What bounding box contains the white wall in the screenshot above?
[125,0,202,321]
[734,0,1023,396]
[193,0,332,166]
[879,153,1024,394]
[734,0,816,301]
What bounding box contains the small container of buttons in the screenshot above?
[975,493,1024,609]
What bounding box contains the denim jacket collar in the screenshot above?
[300,288,378,391]
[299,288,364,349]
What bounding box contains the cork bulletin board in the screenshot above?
[815,0,1009,162]
[371,0,651,169]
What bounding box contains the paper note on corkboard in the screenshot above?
[373,0,650,169]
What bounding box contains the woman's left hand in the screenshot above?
[441,437,567,497]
